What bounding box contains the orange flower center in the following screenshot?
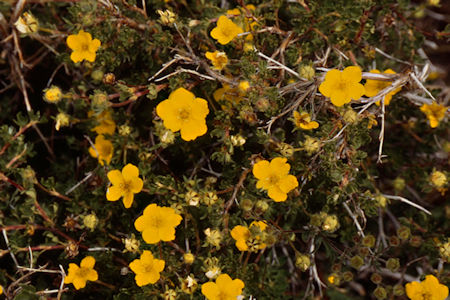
[76,267,90,279]
[268,174,279,185]
[178,108,190,120]
[421,292,432,300]
[143,262,154,273]
[119,181,131,192]
[81,43,89,51]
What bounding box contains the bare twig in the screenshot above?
[381,194,431,215]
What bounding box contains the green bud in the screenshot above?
[409,235,422,247]
[342,271,354,282]
[393,177,406,191]
[358,247,370,257]
[362,235,376,248]
[295,254,310,271]
[147,83,159,100]
[386,258,400,272]
[389,235,400,247]
[393,284,405,296]
[255,200,269,214]
[350,255,364,269]
[397,226,411,241]
[370,273,382,284]
[91,69,104,82]
[240,199,253,211]
[373,286,387,299]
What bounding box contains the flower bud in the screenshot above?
[342,108,359,124]
[299,65,315,80]
[370,273,382,284]
[83,213,98,231]
[163,289,177,300]
[185,191,200,206]
[438,240,450,262]
[230,134,246,146]
[342,271,354,282]
[389,235,400,247]
[322,214,339,232]
[393,177,406,191]
[55,113,70,131]
[91,69,104,82]
[373,286,387,299]
[393,284,405,296]
[362,235,376,248]
[183,252,195,264]
[350,255,364,269]
[409,235,422,247]
[327,273,340,285]
[103,73,116,84]
[375,195,387,208]
[180,275,198,294]
[386,258,400,272]
[255,200,269,214]
[240,199,254,212]
[43,86,63,103]
[397,226,411,241]
[430,170,447,188]
[15,12,39,34]
[295,254,310,271]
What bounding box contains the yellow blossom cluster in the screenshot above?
[405,275,448,300]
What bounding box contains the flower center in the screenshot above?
[143,262,154,273]
[81,43,89,51]
[119,181,131,192]
[178,108,190,120]
[268,175,279,185]
[76,267,90,279]
[421,292,432,300]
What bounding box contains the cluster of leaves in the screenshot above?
[0,0,448,299]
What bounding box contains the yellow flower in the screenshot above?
[129,250,165,287]
[157,9,176,25]
[405,275,448,300]
[183,252,195,264]
[253,157,298,202]
[66,30,101,63]
[64,256,98,290]
[210,16,243,45]
[293,111,319,130]
[14,12,39,34]
[91,110,116,135]
[430,170,447,190]
[55,112,70,131]
[106,163,143,208]
[0,285,2,295]
[88,135,113,165]
[319,66,365,107]
[204,228,223,248]
[364,69,401,105]
[156,87,209,141]
[205,51,228,70]
[420,102,447,128]
[230,221,267,251]
[201,273,245,300]
[134,203,182,244]
[43,85,62,103]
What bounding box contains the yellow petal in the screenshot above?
[156,99,181,132]
[180,119,207,141]
[89,38,101,52]
[106,186,122,201]
[85,269,98,281]
[278,175,298,193]
[66,35,81,51]
[122,164,139,180]
[73,277,87,290]
[202,282,219,299]
[230,225,250,242]
[268,186,287,202]
[80,256,96,269]
[169,87,195,102]
[130,177,143,193]
[158,224,176,242]
[142,227,161,244]
[70,51,84,63]
[252,160,270,179]
[84,51,96,62]
[270,157,290,175]
[329,88,349,107]
[122,192,134,208]
[191,97,209,118]
[107,170,123,186]
[347,83,365,102]
[342,66,362,82]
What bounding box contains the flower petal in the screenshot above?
[143,228,161,244]
[342,66,362,82]
[106,186,122,201]
[122,164,139,181]
[278,175,298,193]
[268,186,287,202]
[252,160,270,179]
[202,282,219,299]
[130,177,143,193]
[122,192,134,208]
[80,256,96,269]
[107,170,123,186]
